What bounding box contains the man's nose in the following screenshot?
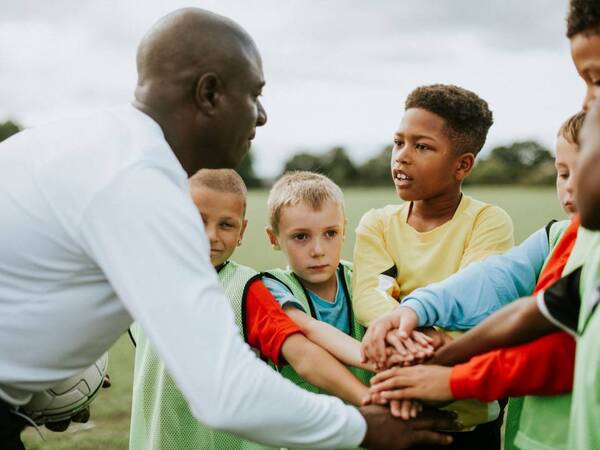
[257,100,267,126]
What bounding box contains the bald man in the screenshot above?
[0,8,453,449]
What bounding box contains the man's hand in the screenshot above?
[359,405,454,449]
[361,307,419,369]
[369,365,454,403]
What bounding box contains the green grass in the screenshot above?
[22,187,565,449]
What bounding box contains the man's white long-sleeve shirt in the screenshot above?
[0,105,366,448]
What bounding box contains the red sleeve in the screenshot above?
[244,279,302,366]
[450,331,575,402]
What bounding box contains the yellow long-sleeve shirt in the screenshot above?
[352,194,514,326]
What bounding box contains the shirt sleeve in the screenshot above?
[262,276,306,312]
[402,227,549,329]
[79,167,366,448]
[352,209,401,326]
[536,267,582,336]
[459,206,515,269]
[245,280,302,366]
[450,331,575,402]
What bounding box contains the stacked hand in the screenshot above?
[361,307,454,418]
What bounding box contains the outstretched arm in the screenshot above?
[430,296,556,366]
[282,333,368,406]
[402,227,549,329]
[286,307,374,371]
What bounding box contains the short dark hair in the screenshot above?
[405,84,493,156]
[567,0,600,38]
[558,111,586,146]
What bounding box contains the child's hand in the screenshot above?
[418,327,453,351]
[384,330,434,366]
[360,306,419,369]
[390,399,423,420]
[368,365,455,403]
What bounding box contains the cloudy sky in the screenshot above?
[0,0,585,176]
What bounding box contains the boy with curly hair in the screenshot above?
[352,84,514,449]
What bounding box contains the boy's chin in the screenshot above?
[299,270,336,286]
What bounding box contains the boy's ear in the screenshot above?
[195,72,223,116]
[238,219,248,246]
[455,153,475,181]
[265,226,280,250]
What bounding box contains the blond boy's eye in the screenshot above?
[325,230,338,238]
[293,233,308,241]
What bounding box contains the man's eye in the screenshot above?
[416,143,429,150]
[393,139,404,147]
[220,222,234,229]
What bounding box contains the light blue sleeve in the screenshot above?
[402,227,550,330]
[261,276,306,312]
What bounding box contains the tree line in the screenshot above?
[0,120,556,188]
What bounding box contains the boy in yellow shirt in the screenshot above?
[352,84,514,449]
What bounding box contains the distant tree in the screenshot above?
[467,158,512,185]
[0,120,21,143]
[320,146,358,186]
[283,152,325,174]
[468,140,554,185]
[357,145,392,186]
[281,146,358,186]
[237,152,262,188]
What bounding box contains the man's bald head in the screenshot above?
[136,9,256,92]
[133,8,267,175]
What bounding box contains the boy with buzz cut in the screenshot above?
[353,84,514,449]
[129,169,371,450]
[262,171,433,418]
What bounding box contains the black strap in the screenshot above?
[545,219,558,242]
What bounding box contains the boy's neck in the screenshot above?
[300,270,338,302]
[407,187,463,232]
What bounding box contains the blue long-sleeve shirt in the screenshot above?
[402,227,550,330]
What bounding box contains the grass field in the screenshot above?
[22,186,566,449]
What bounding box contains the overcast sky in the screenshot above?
[0,0,585,176]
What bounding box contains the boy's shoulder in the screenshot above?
[358,203,408,227]
[460,195,512,225]
[220,260,259,277]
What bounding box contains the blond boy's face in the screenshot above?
[555,135,579,217]
[571,33,600,111]
[190,186,247,267]
[268,200,345,289]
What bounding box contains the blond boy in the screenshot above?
[129,169,371,450]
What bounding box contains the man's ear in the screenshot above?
[195,72,222,116]
[456,152,475,181]
[265,226,280,250]
[238,219,248,246]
